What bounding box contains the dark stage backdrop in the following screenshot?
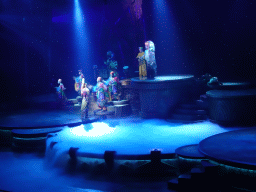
[0,0,256,102]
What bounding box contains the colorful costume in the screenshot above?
[56,80,67,107]
[81,86,90,120]
[57,83,66,100]
[95,81,109,110]
[73,71,84,94]
[107,76,119,101]
[136,51,147,78]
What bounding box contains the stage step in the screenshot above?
[200,94,208,101]
[68,98,78,104]
[167,178,179,191]
[196,99,208,110]
[11,127,64,152]
[12,138,46,152]
[114,104,132,117]
[112,100,129,105]
[200,160,218,175]
[168,166,214,191]
[190,167,207,191]
[179,103,198,110]
[190,167,205,180]
[175,144,206,159]
[176,108,207,115]
[106,104,132,117]
[171,113,207,122]
[171,96,209,122]
[178,173,192,191]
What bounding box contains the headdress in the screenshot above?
[97,77,102,82]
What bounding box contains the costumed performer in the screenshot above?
[136,47,147,79]
[81,79,90,121]
[56,79,67,107]
[145,40,157,79]
[95,77,109,111]
[105,71,120,101]
[73,70,84,95]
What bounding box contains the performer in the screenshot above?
[104,51,118,75]
[136,47,147,79]
[95,77,109,111]
[73,70,84,94]
[145,41,157,79]
[81,79,90,121]
[105,71,120,101]
[56,79,67,107]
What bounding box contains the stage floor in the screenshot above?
[46,118,240,157]
[0,109,82,129]
[1,105,256,191]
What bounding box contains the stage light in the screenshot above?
[73,0,90,70]
[152,0,186,74]
[74,0,83,25]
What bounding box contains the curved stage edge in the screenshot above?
[199,128,256,170]
[44,120,240,166]
[0,109,84,130]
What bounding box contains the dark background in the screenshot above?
[0,0,255,103]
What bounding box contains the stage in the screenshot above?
[1,77,256,191]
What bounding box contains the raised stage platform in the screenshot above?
[1,79,256,173]
[131,75,195,118]
[0,109,82,129]
[199,128,256,169]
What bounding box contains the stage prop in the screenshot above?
[131,75,195,118]
[207,87,256,126]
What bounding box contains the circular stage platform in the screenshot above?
[199,128,256,169]
[175,144,206,159]
[206,88,256,126]
[131,75,195,118]
[0,109,82,129]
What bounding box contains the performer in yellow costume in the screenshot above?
[136,47,147,79]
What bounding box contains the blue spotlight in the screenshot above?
[74,0,83,25]
[152,0,187,74]
[73,0,89,69]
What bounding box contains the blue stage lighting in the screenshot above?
[73,0,90,70]
[69,123,115,137]
[74,0,83,25]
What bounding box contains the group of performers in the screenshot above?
[136,40,157,79]
[56,68,120,120]
[93,71,120,112]
[55,40,156,119]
